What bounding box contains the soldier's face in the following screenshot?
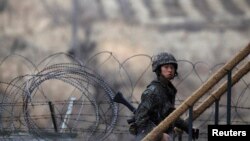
[160,64,175,80]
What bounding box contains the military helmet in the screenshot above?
[152,52,178,73]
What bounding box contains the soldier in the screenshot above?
[130,52,198,141]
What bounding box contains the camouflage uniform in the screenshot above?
[134,75,188,141]
[133,52,188,141]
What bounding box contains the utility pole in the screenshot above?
[69,0,79,56]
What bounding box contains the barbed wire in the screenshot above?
[0,52,249,141]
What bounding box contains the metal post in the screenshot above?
[188,106,193,141]
[49,101,58,132]
[215,99,219,125]
[61,97,76,132]
[178,133,182,141]
[227,70,232,125]
[71,0,79,50]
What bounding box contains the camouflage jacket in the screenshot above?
[134,76,188,133]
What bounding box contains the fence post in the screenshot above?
[61,97,76,132]
[188,106,193,141]
[49,101,58,132]
[227,70,232,125]
[214,99,219,125]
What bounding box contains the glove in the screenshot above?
[129,122,138,135]
[192,128,199,140]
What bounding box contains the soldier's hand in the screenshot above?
[129,123,138,135]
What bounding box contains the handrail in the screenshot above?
[142,43,250,141]
[190,61,250,121]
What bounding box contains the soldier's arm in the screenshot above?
[134,86,158,127]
